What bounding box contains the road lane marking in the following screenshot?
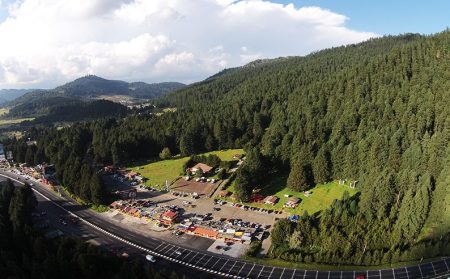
[430,262,437,275]
[180,251,192,261]
[210,258,223,269]
[237,263,247,276]
[444,259,450,271]
[160,244,174,253]
[228,260,238,274]
[418,265,423,278]
[202,255,214,268]
[218,259,229,272]
[392,268,395,279]
[257,266,265,279]
[290,269,296,279]
[186,252,199,264]
[279,268,285,279]
[154,243,164,250]
[195,254,206,265]
[404,267,409,279]
[267,267,275,278]
[247,264,256,278]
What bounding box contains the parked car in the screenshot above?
[145,254,156,262]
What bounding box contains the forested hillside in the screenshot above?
[5,31,450,265]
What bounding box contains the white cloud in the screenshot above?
[0,0,377,88]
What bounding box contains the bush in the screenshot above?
[245,241,262,257]
[159,147,172,160]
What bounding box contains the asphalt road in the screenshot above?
[1,170,449,279]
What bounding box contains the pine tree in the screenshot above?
[312,147,331,184]
[287,156,310,191]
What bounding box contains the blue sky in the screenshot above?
[0,0,449,88]
[274,0,450,35]
[1,1,448,35]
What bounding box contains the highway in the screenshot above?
[1,169,449,279]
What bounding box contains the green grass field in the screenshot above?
[0,117,34,126]
[225,172,358,215]
[128,149,244,188]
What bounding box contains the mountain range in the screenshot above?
[3,75,185,118]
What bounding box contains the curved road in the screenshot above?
[1,169,449,279]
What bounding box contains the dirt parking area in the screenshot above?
[171,178,217,197]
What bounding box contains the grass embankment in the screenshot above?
[128,149,244,189]
[226,173,358,215]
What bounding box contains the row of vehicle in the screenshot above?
[229,202,283,215]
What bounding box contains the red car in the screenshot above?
[355,275,365,279]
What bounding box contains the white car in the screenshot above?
[145,254,156,262]
[174,250,182,256]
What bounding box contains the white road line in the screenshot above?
[340,271,343,279]
[279,268,285,279]
[202,255,214,268]
[418,265,423,278]
[210,258,223,269]
[247,264,256,278]
[379,270,382,278]
[218,259,229,272]
[257,266,266,279]
[186,252,199,264]
[180,251,192,261]
[195,254,206,265]
[267,267,275,278]
[405,267,409,279]
[163,245,176,255]
[327,271,330,279]
[237,263,247,276]
[315,270,319,279]
[302,269,306,279]
[290,269,296,279]
[228,261,238,274]
[444,259,450,271]
[154,243,165,250]
[392,268,396,279]
[430,262,436,275]
[158,243,171,253]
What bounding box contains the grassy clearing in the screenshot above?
[224,173,358,215]
[0,117,34,126]
[128,149,244,189]
[203,148,244,161]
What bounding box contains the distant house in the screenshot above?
[128,208,141,218]
[284,197,300,208]
[263,195,279,205]
[189,163,213,175]
[193,227,219,239]
[250,193,264,203]
[160,210,179,225]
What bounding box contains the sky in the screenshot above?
[0,0,448,89]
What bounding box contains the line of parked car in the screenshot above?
[213,199,283,215]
